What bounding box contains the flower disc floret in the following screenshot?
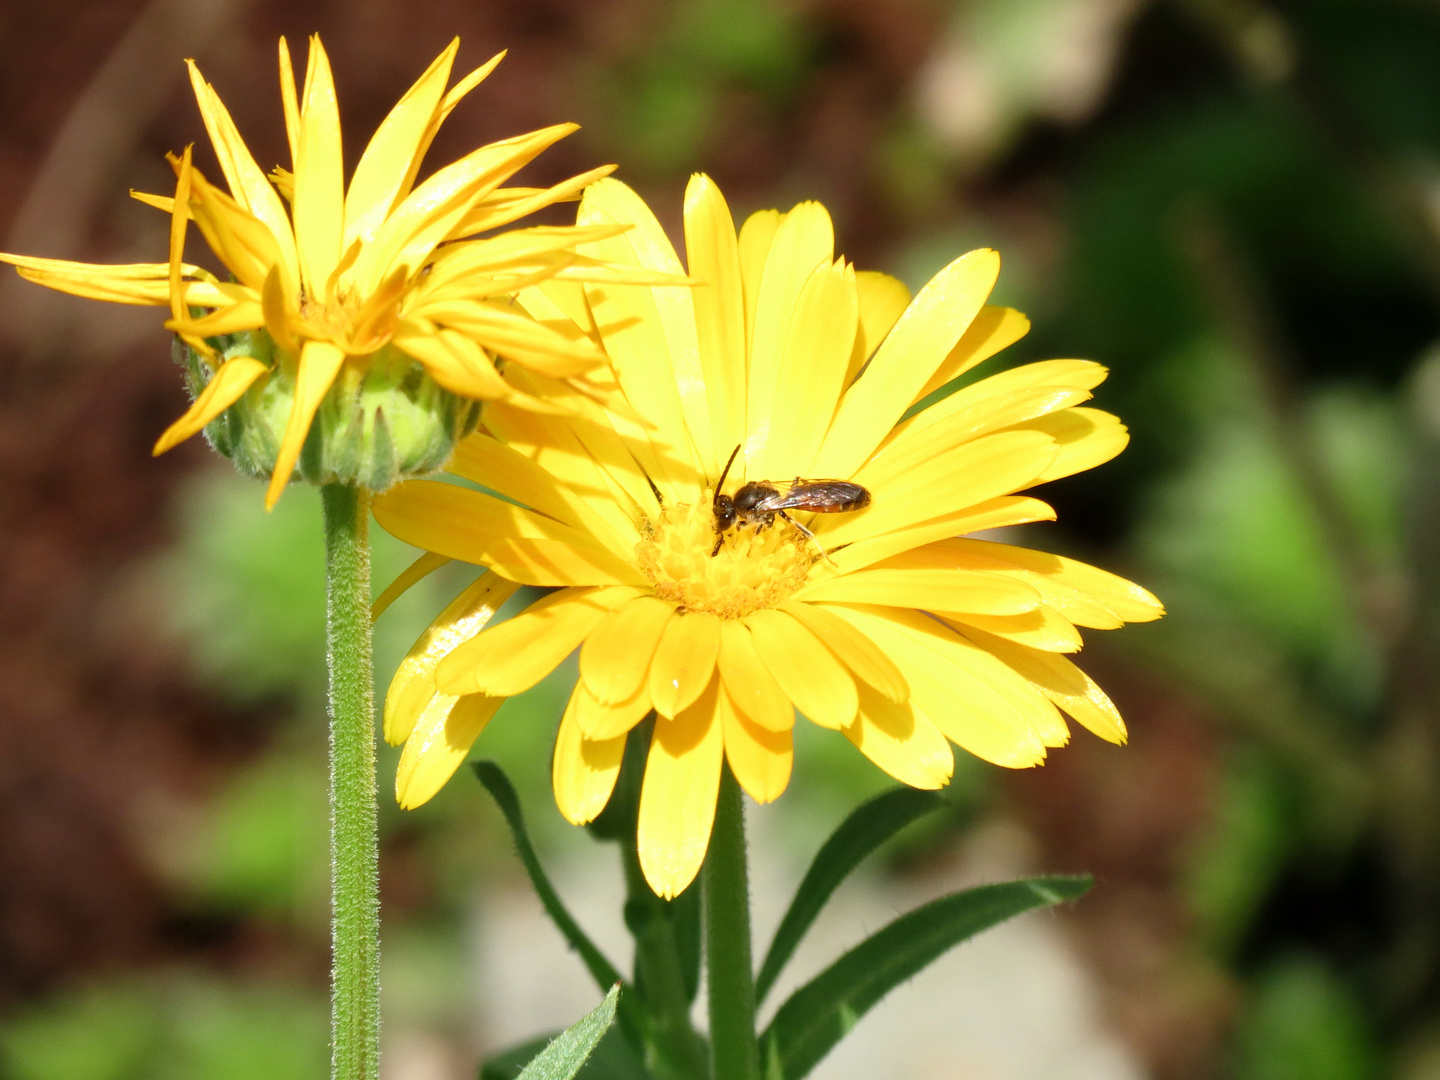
[636,497,813,619]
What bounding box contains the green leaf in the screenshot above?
[483,985,625,1080]
[480,1023,649,1080]
[759,875,1092,1080]
[755,787,946,1004]
[473,762,624,992]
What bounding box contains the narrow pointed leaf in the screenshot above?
[474,762,624,989]
[481,984,626,1080]
[756,787,945,1004]
[759,875,1092,1080]
[481,1022,647,1080]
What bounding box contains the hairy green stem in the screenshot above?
[705,765,760,1080]
[322,483,380,1080]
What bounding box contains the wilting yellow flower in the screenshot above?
[0,36,661,507]
[373,176,1163,898]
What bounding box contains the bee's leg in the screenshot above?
[712,529,725,557]
[779,511,835,565]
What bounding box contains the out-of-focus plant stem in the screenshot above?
[322,483,380,1080]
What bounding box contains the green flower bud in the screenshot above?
[178,329,481,493]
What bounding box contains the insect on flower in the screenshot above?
[711,444,872,559]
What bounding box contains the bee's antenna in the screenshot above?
[715,444,741,500]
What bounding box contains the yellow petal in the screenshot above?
[720,686,792,804]
[842,683,953,789]
[879,608,1070,749]
[860,387,1090,493]
[186,167,283,291]
[436,586,640,697]
[847,271,911,385]
[754,258,857,480]
[1018,407,1130,482]
[782,602,908,702]
[397,51,507,208]
[371,551,451,621]
[278,38,301,166]
[0,254,186,306]
[265,340,344,510]
[395,693,503,808]
[373,479,647,588]
[746,202,834,472]
[829,495,1056,575]
[477,395,647,552]
[648,610,722,718]
[449,431,628,550]
[638,679,724,899]
[186,61,300,288]
[684,174,747,473]
[574,678,652,741]
[914,305,1031,404]
[796,567,1041,615]
[580,595,675,704]
[744,608,857,729]
[815,429,1057,548]
[261,264,301,354]
[168,145,194,325]
[716,619,795,733]
[811,248,1000,481]
[935,538,1164,626]
[737,208,781,344]
[167,299,266,339]
[152,356,268,456]
[384,570,520,745]
[955,625,1127,744]
[355,123,577,295]
[900,359,1106,449]
[578,179,704,494]
[391,323,516,399]
[553,688,627,824]
[942,607,1084,653]
[455,165,616,237]
[293,35,345,295]
[835,606,1053,767]
[344,40,458,250]
[411,299,604,377]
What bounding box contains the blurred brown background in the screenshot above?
[4,1,1440,1078]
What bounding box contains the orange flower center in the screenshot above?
[635,495,814,619]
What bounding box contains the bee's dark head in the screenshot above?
[713,493,736,531]
[712,443,742,529]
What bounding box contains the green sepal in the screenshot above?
[179,332,480,493]
[480,985,629,1080]
[755,786,946,1004]
[758,875,1092,1080]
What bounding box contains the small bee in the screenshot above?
[711,445,871,558]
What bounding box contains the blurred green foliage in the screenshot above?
[1235,954,1378,1080]
[0,979,327,1080]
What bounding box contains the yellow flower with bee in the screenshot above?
[374,176,1163,898]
